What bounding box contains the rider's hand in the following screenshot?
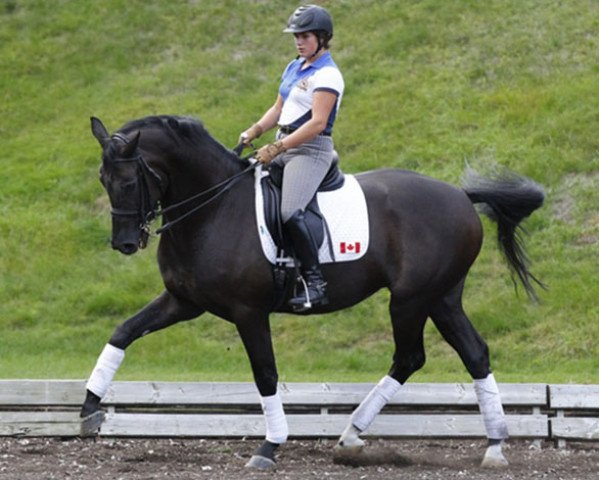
[255,141,286,165]
[239,123,264,146]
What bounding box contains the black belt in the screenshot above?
[278,126,331,136]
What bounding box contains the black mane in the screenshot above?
[119,115,204,140]
[118,115,239,161]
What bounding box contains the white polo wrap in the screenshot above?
[85,343,125,398]
[474,373,509,439]
[351,375,401,432]
[261,392,289,444]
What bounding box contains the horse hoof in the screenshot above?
[481,453,508,468]
[481,443,508,468]
[80,411,105,437]
[334,439,365,453]
[245,455,276,469]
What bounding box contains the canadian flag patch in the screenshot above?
[340,242,361,254]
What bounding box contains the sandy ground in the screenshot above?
[1,437,598,480]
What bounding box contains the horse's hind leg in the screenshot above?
[80,290,203,432]
[429,280,508,468]
[337,295,428,450]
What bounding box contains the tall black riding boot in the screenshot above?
[285,210,328,312]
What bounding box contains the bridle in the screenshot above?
[108,133,163,247]
[107,133,257,241]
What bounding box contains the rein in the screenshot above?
[109,133,257,237]
[154,140,257,233]
[155,159,258,234]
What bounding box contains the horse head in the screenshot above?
[91,117,162,255]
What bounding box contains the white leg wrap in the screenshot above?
[85,344,125,399]
[261,393,288,444]
[474,373,509,439]
[350,375,401,432]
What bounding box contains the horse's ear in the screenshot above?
[91,116,110,149]
[121,131,141,157]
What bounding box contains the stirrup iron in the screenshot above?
[293,275,312,312]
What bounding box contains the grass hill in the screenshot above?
[1,0,597,384]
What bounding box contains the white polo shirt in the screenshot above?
[278,51,344,136]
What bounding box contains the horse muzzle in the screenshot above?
[112,231,150,255]
[111,217,148,255]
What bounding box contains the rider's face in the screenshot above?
[294,32,318,58]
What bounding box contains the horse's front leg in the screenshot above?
[235,314,287,469]
[80,290,203,432]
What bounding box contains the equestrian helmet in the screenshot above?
[283,5,333,38]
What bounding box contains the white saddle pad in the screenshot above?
[254,165,369,265]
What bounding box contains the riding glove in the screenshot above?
[255,141,286,165]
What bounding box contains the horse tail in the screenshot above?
[462,166,546,300]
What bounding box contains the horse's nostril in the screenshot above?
[114,242,138,255]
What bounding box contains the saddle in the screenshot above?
[253,153,368,310]
[261,152,345,257]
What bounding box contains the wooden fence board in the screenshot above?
[0,412,81,437]
[549,385,599,409]
[551,417,599,440]
[0,381,547,407]
[278,382,546,406]
[100,413,548,438]
[0,380,86,405]
[0,411,548,439]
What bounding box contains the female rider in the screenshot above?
[240,4,344,312]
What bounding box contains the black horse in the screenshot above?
[83,115,544,469]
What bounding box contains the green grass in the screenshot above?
[1,0,598,385]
